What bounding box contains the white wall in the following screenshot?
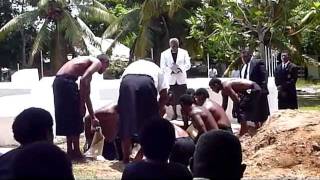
[0,75,278,146]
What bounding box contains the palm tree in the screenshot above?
[102,0,202,64]
[0,0,116,74]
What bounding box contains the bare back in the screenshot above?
[203,99,231,127]
[84,104,118,143]
[190,106,218,133]
[56,56,95,76]
[223,79,254,93]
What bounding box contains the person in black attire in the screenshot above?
[191,130,246,180]
[240,49,270,128]
[121,118,192,180]
[0,107,54,179]
[274,50,298,109]
[12,142,74,179]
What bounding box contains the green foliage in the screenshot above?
[104,59,128,79]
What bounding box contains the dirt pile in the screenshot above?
[241,110,320,178]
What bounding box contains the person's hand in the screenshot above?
[171,64,179,72]
[91,117,100,132]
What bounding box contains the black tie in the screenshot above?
[243,63,248,79]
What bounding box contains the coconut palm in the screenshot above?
[102,0,202,64]
[0,0,116,74]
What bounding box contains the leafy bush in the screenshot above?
[104,58,128,79]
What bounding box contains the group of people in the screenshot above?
[0,37,299,179]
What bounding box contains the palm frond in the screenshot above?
[78,5,116,24]
[134,26,154,58]
[0,10,39,41]
[92,0,108,11]
[29,20,50,65]
[76,17,100,46]
[38,0,49,8]
[140,0,166,25]
[102,8,140,39]
[168,0,183,18]
[59,10,83,46]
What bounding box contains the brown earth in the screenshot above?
[71,110,320,179]
[241,110,320,179]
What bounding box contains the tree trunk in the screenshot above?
[20,30,27,67]
[50,27,68,75]
[258,29,266,63]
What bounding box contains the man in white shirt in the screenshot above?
[118,58,169,163]
[209,65,218,78]
[160,38,191,121]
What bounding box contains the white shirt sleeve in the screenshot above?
[179,50,191,72]
[157,70,169,92]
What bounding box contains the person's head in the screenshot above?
[97,54,110,74]
[209,78,223,93]
[12,107,54,146]
[179,94,194,116]
[140,118,175,162]
[240,48,252,64]
[281,50,290,63]
[12,142,74,179]
[195,88,210,106]
[186,88,196,103]
[191,130,246,180]
[169,38,179,53]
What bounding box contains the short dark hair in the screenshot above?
[195,88,210,99]
[97,54,109,63]
[12,107,53,145]
[192,130,243,179]
[179,94,194,106]
[186,88,195,96]
[12,142,74,179]
[209,78,222,87]
[140,118,175,161]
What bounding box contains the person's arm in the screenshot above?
[286,64,298,87]
[80,60,101,128]
[258,61,268,92]
[228,88,240,104]
[191,113,207,134]
[160,52,172,74]
[178,50,191,72]
[222,94,229,111]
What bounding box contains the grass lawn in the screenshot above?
[298,95,320,110]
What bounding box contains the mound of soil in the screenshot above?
[241,110,320,179]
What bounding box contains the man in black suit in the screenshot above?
[239,49,270,130]
[274,51,298,109]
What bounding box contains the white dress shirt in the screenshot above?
[121,59,169,92]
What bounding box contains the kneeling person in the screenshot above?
[179,94,218,139]
[195,88,232,133]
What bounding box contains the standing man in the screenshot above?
[118,58,169,164]
[240,49,270,128]
[274,50,298,109]
[53,54,109,160]
[160,38,191,122]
